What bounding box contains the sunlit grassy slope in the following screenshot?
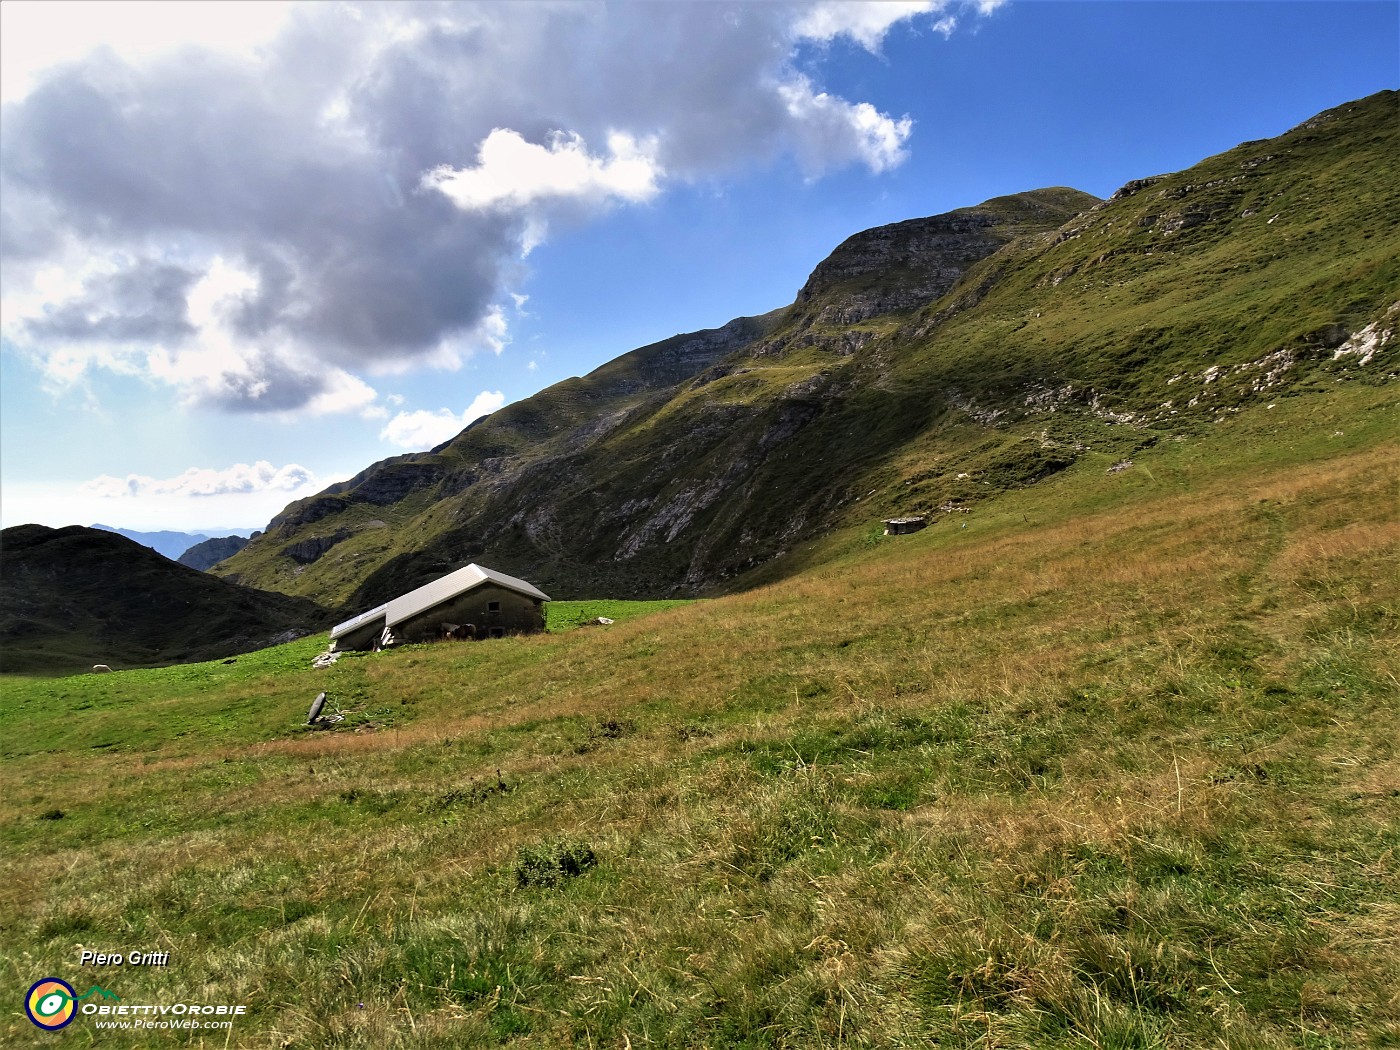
[2,382,1395,1048]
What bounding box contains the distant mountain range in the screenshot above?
[89,524,256,565]
[209,90,1397,610]
[0,525,330,674]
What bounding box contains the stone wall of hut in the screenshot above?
[393,583,545,642]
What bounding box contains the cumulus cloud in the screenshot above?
[1,1,995,414]
[778,76,914,175]
[82,460,318,498]
[20,261,199,344]
[149,346,379,415]
[794,1,948,52]
[0,1,294,101]
[423,130,663,211]
[793,1,999,49]
[379,391,507,449]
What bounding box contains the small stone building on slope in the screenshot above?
[330,564,550,650]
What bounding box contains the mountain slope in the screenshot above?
[216,91,1397,609]
[176,534,251,571]
[215,188,1099,604]
[0,525,332,674]
[2,386,1395,1045]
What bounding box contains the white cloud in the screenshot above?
[0,464,364,532]
[794,2,948,52]
[423,129,663,212]
[184,256,258,330]
[364,303,512,377]
[143,336,378,416]
[3,250,380,415]
[379,391,507,450]
[301,369,381,416]
[464,389,509,419]
[0,0,294,102]
[81,460,317,499]
[478,306,510,357]
[779,77,914,174]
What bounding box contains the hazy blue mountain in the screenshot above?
[89,524,256,561]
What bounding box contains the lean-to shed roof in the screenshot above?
[330,603,388,640]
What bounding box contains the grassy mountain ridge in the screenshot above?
[0,525,334,674]
[759,89,1399,538]
[223,311,790,606]
[213,189,1100,606]
[215,91,1396,614]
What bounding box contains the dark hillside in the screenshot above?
[0,525,333,674]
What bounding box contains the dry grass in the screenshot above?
[2,424,1397,1046]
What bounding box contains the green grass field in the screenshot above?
[1,385,1396,1047]
[546,600,698,632]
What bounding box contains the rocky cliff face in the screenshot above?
[213,92,1397,609]
[792,188,1096,325]
[176,534,250,571]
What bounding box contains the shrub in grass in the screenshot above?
[576,716,637,752]
[514,838,597,888]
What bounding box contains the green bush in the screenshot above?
[513,838,597,888]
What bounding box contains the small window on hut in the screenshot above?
[487,600,501,612]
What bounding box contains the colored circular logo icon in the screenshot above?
[25,978,77,1031]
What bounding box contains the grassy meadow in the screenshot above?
[1,385,1397,1047]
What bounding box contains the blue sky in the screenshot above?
[1,1,1395,533]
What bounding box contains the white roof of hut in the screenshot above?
[331,563,550,640]
[331,602,389,640]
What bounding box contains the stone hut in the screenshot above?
[330,564,550,651]
[882,516,928,536]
